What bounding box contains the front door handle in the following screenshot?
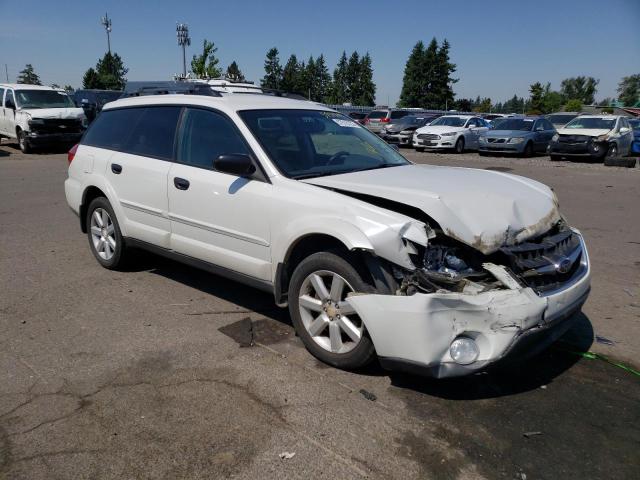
[111,163,122,174]
[174,177,190,190]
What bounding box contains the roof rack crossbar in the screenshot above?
[122,81,222,98]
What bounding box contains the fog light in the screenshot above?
[449,337,479,365]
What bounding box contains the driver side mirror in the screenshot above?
[468,124,476,129]
[619,127,630,134]
[213,154,256,177]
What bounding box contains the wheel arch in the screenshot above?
[79,185,108,233]
[274,233,376,305]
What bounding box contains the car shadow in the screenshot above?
[125,248,595,398]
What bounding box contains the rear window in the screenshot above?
[390,111,410,119]
[366,111,387,119]
[82,106,181,159]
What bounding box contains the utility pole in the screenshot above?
[176,23,191,78]
[100,13,112,55]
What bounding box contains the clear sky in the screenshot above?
[2,0,639,105]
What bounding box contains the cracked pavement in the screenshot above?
[1,143,639,479]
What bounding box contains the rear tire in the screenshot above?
[86,197,127,270]
[18,130,31,153]
[454,137,465,154]
[288,251,376,370]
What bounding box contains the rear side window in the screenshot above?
[82,108,145,151]
[177,108,250,170]
[126,107,182,159]
[82,106,181,159]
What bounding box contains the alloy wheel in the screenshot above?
[298,270,364,354]
[90,208,116,260]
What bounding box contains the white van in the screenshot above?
[0,84,87,153]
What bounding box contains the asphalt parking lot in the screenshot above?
[1,142,639,480]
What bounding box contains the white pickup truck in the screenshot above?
[0,84,87,153]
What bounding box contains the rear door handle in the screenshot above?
[111,163,122,174]
[174,177,190,190]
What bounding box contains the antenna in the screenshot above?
[176,23,191,78]
[100,12,112,54]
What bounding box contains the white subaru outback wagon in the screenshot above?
[65,82,591,378]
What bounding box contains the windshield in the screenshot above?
[549,114,577,125]
[492,118,534,131]
[240,109,410,179]
[15,90,75,109]
[429,116,466,127]
[564,117,616,130]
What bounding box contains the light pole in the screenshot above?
[100,13,112,55]
[176,23,191,78]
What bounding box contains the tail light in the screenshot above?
[380,118,390,123]
[68,143,79,165]
[363,118,369,124]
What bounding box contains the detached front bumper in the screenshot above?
[346,232,591,378]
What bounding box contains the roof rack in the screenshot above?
[257,88,309,101]
[122,81,222,98]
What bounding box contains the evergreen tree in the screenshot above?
[81,52,128,90]
[421,38,440,108]
[358,53,376,106]
[529,82,545,113]
[281,54,301,94]
[432,39,457,109]
[315,54,332,103]
[191,40,221,78]
[303,56,317,99]
[399,41,425,107]
[328,51,349,104]
[345,52,361,104]
[226,61,245,82]
[261,47,283,90]
[17,64,42,85]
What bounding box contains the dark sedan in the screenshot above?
[379,115,438,146]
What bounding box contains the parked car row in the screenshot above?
[372,110,637,161]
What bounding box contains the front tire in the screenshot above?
[522,141,534,158]
[454,136,465,154]
[288,252,376,370]
[86,197,127,269]
[17,130,31,153]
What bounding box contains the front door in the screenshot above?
[167,107,272,281]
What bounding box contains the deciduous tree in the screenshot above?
[191,40,221,79]
[617,74,640,107]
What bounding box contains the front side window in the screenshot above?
[430,116,466,127]
[178,108,250,170]
[4,90,15,108]
[240,109,409,179]
[15,90,75,109]
[564,117,616,130]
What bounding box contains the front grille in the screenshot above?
[487,138,506,144]
[31,118,83,134]
[500,226,584,294]
[558,134,589,144]
[417,133,440,140]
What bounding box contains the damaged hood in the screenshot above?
[20,107,85,120]
[302,164,561,254]
[557,128,612,137]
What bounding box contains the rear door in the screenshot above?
[167,107,272,281]
[83,106,181,248]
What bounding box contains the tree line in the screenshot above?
[12,50,640,112]
[261,48,376,105]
